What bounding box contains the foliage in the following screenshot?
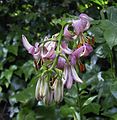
[0,0,117,120]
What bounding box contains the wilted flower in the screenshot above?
[62,64,83,89]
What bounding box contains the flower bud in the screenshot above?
[53,79,64,103]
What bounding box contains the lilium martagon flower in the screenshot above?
[72,13,93,36]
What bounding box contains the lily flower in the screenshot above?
[40,40,56,60]
[72,43,93,58]
[72,13,93,35]
[62,64,83,89]
[22,35,40,60]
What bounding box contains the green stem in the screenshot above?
[76,83,83,120]
[49,26,64,71]
[110,52,115,78]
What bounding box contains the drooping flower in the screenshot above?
[72,13,93,35]
[72,43,93,58]
[62,64,83,89]
[22,35,40,60]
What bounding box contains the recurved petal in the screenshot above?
[64,25,72,39]
[71,65,83,83]
[22,35,34,52]
[72,19,84,35]
[79,13,93,21]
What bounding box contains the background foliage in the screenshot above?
[0,0,117,120]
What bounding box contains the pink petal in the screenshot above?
[72,46,84,58]
[66,65,73,89]
[71,65,83,83]
[22,35,34,52]
[61,41,73,54]
[62,65,68,85]
[57,57,66,69]
[64,25,72,40]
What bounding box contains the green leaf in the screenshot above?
[7,45,18,56]
[60,105,74,117]
[82,103,101,115]
[83,96,97,107]
[21,61,34,81]
[110,81,117,99]
[95,43,111,58]
[106,6,117,23]
[11,84,35,103]
[104,27,117,50]
[17,108,36,120]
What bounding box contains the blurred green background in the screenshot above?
[0,0,117,120]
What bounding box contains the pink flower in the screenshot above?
[72,13,93,35]
[72,43,93,58]
[22,35,40,60]
[62,64,83,89]
[40,41,56,59]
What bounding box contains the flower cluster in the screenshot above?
[22,13,94,104]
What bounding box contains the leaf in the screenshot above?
[11,84,35,103]
[106,6,117,23]
[110,81,117,99]
[60,105,74,117]
[83,96,97,107]
[82,103,101,115]
[7,45,19,56]
[95,43,111,58]
[17,108,36,120]
[104,27,117,50]
[21,60,34,81]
